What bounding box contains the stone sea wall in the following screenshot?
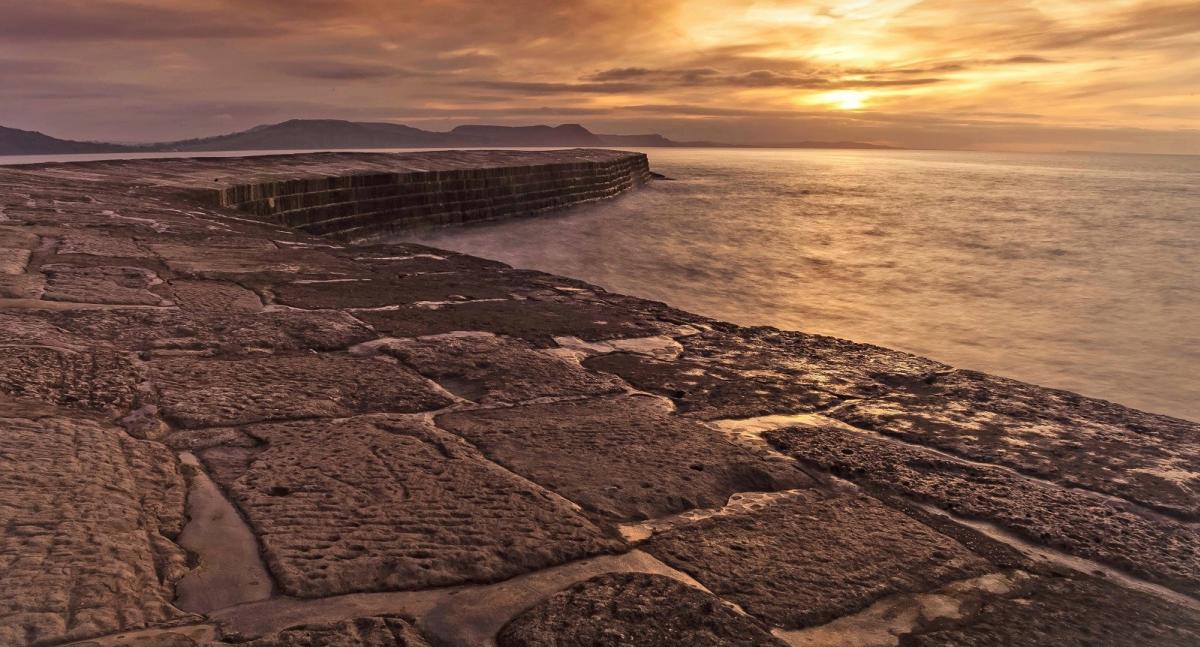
[204,150,651,239]
[0,150,1196,647]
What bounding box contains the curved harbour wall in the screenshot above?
[203,149,652,240]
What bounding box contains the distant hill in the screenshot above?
[0,125,135,156]
[157,119,460,152]
[450,124,603,147]
[0,119,900,155]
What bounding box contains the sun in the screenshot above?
[821,90,870,110]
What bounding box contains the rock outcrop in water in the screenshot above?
[0,150,1196,647]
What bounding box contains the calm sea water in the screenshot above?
[404,149,1200,421]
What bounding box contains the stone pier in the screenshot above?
[0,150,1196,647]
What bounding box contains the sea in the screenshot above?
[3,147,1196,421]
[402,148,1200,421]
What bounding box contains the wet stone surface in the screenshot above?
[0,345,142,414]
[437,394,813,521]
[150,354,453,428]
[41,307,376,354]
[0,411,188,646]
[358,297,675,347]
[828,369,1200,520]
[767,424,1200,596]
[901,573,1200,647]
[0,152,1196,646]
[497,573,787,647]
[644,490,994,629]
[585,327,947,420]
[366,332,626,404]
[198,415,622,597]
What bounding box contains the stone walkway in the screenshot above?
[0,151,1196,646]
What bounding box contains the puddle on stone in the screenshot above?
[175,451,273,613]
[553,334,684,361]
[711,413,842,439]
[619,489,809,542]
[913,502,1200,612]
[774,572,1025,647]
[212,550,708,647]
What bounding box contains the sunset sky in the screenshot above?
[1,0,1196,153]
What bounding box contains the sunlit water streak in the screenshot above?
[403,148,1200,421]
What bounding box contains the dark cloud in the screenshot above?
[468,80,652,94]
[1003,55,1056,64]
[0,1,277,41]
[414,52,502,72]
[581,67,942,89]
[0,59,73,75]
[276,59,416,80]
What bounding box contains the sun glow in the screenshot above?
[820,90,870,110]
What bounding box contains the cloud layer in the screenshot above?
[0,0,1196,152]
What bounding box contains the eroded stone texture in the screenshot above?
[0,272,43,298]
[40,263,170,305]
[272,273,527,309]
[56,231,152,258]
[0,248,31,274]
[171,280,263,313]
[0,414,188,646]
[828,369,1200,519]
[497,573,787,647]
[199,415,621,597]
[43,308,375,354]
[358,298,673,347]
[150,354,453,428]
[437,395,812,521]
[585,327,947,420]
[0,345,141,413]
[766,425,1200,595]
[901,574,1200,647]
[349,243,509,275]
[644,491,993,629]
[368,332,625,403]
[149,242,356,281]
[239,616,433,647]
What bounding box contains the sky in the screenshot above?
[0,0,1197,153]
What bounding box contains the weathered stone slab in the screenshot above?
[171,280,263,313]
[150,354,453,428]
[644,491,993,629]
[0,248,31,274]
[41,263,171,305]
[272,273,525,309]
[350,243,510,275]
[0,345,141,413]
[57,231,152,258]
[902,573,1200,647]
[436,394,813,521]
[366,332,624,403]
[585,328,947,420]
[200,415,621,597]
[766,424,1200,595]
[358,298,674,347]
[238,616,433,647]
[0,226,39,249]
[43,308,375,354]
[828,369,1200,519]
[0,272,43,298]
[497,572,787,647]
[149,242,356,281]
[0,414,188,646]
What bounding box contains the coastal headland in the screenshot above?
[0,150,1196,646]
